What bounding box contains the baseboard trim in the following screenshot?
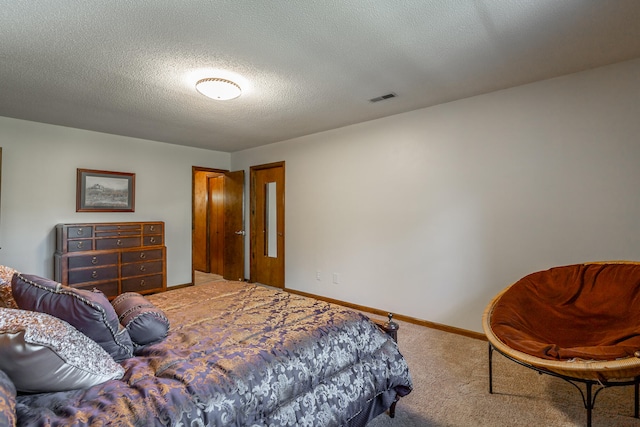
[285,288,487,341]
[167,283,193,290]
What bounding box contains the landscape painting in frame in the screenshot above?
[77,169,135,212]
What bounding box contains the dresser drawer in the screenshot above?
[67,226,93,238]
[121,260,163,278]
[95,224,141,233]
[122,274,163,293]
[73,281,119,298]
[143,235,163,246]
[67,239,94,252]
[122,248,163,263]
[143,223,163,235]
[96,237,140,250]
[68,266,118,284]
[95,229,141,237]
[68,252,118,269]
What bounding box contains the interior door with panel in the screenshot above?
[250,162,285,288]
[223,170,245,281]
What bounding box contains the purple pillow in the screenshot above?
[112,292,169,351]
[11,273,133,361]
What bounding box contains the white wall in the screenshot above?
[0,118,230,286]
[232,58,640,332]
[2,59,638,333]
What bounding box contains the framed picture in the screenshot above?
[77,169,135,212]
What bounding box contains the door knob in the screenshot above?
[235,230,246,236]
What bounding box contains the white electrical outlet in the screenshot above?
[332,273,340,284]
[316,270,321,281]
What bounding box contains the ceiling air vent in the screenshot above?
[369,93,397,103]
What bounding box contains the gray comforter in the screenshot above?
[13,281,412,426]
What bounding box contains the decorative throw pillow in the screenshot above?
[0,265,18,309]
[0,308,124,392]
[112,292,170,350]
[11,273,134,361]
[0,368,17,426]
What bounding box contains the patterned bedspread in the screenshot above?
[15,281,412,426]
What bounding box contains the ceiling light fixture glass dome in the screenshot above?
[195,78,242,100]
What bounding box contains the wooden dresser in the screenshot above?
[54,222,166,298]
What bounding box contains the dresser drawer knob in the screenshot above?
[149,226,155,231]
[91,271,98,279]
[139,252,146,259]
[77,241,84,249]
[76,228,83,236]
[116,239,123,246]
[91,257,98,264]
[140,279,146,287]
[139,265,146,272]
[150,237,156,244]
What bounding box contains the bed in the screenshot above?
[483,261,640,427]
[1,275,412,427]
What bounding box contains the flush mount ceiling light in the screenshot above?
[195,78,241,100]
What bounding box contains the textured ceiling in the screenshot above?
[2,1,640,152]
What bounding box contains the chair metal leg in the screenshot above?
[586,382,593,427]
[488,343,494,394]
[488,345,640,426]
[633,377,640,418]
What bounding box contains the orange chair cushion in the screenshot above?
[490,263,640,360]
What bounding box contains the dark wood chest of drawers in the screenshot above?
[54,222,166,298]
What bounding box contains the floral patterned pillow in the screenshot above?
[0,307,124,392]
[0,265,18,309]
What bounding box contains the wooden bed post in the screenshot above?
[374,313,400,418]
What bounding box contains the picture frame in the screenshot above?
[76,169,135,212]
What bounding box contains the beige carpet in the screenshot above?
[365,315,640,427]
[194,270,226,285]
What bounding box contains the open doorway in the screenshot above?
[192,167,245,285]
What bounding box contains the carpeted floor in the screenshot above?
[194,270,226,285]
[364,315,640,427]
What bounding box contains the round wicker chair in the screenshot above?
[483,261,640,427]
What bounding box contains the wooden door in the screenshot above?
[208,176,224,274]
[250,162,285,288]
[192,170,211,272]
[222,170,245,281]
[192,167,244,282]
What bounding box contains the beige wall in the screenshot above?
[232,58,640,332]
[0,118,230,286]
